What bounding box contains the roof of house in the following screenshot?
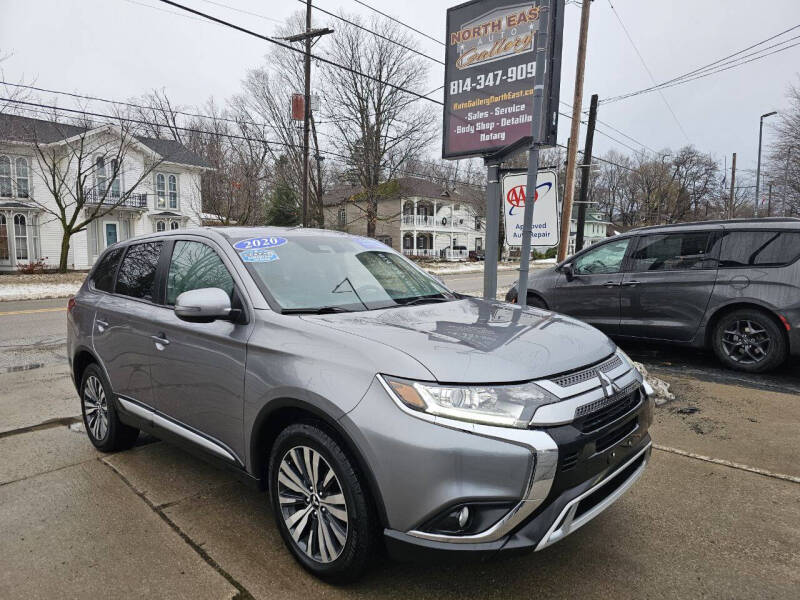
[323,176,465,206]
[0,114,210,168]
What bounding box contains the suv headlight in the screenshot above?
[381,375,560,428]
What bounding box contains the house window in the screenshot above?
[109,158,120,198]
[95,157,107,196]
[337,206,346,228]
[156,174,166,208]
[0,215,8,260]
[168,175,178,209]
[156,220,166,232]
[376,235,392,247]
[170,220,180,230]
[14,214,28,260]
[454,203,461,211]
[0,156,11,197]
[474,217,482,231]
[15,158,29,198]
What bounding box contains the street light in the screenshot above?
[755,111,778,217]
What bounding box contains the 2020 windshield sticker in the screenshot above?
[233,236,287,251]
[240,249,280,263]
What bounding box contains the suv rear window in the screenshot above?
[92,248,124,292]
[115,242,163,301]
[720,231,800,267]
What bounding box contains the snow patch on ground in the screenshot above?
[633,361,676,406]
[0,283,82,301]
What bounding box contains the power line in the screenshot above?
[3,97,485,189]
[298,1,444,66]
[350,0,445,47]
[606,0,691,143]
[194,0,284,24]
[560,100,662,155]
[154,0,443,106]
[605,37,800,104]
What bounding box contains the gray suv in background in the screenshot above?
[67,227,653,581]
[507,218,800,373]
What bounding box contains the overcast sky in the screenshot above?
[2,0,800,186]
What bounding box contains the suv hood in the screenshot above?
[302,298,615,383]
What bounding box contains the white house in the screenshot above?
[0,114,210,271]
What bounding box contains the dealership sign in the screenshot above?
[503,170,559,247]
[442,1,564,159]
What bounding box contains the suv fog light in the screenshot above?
[457,506,470,528]
[422,503,514,535]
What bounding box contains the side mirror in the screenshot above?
[174,287,232,321]
[563,263,575,281]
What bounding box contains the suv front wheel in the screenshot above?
[712,308,787,373]
[268,423,377,583]
[80,363,139,451]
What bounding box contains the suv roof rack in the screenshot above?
[631,217,800,232]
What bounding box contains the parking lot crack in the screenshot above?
[653,444,800,484]
[0,416,82,440]
[101,459,255,600]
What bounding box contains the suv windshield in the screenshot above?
[231,234,454,312]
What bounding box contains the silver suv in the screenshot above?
[67,227,653,582]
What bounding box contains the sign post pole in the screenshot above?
[517,0,552,308]
[483,159,501,300]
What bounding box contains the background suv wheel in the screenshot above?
[712,308,787,373]
[80,363,139,451]
[268,423,377,583]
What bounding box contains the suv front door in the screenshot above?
[619,230,720,341]
[551,237,632,335]
[147,238,252,461]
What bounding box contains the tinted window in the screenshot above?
[116,242,163,301]
[720,231,800,267]
[167,241,235,305]
[92,248,124,292]
[630,232,716,272]
[573,238,630,275]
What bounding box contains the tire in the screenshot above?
[712,309,787,373]
[80,363,139,452]
[526,293,548,309]
[268,423,378,583]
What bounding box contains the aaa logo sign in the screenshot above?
[503,171,560,248]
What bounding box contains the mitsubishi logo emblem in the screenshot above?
[598,371,620,399]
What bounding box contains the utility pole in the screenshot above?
[575,93,598,253]
[755,110,778,218]
[729,152,737,219]
[767,182,773,216]
[557,0,592,262]
[784,147,793,217]
[284,4,333,228]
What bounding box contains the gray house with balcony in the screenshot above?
[323,177,486,260]
[0,114,209,271]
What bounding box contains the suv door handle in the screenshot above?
[96,319,109,332]
[621,280,641,287]
[603,281,620,288]
[150,334,170,350]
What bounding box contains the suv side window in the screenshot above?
[719,231,800,267]
[92,247,124,292]
[630,232,716,272]
[115,242,163,301]
[573,238,631,275]
[166,241,235,305]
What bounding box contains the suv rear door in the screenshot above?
[146,237,252,462]
[93,241,165,407]
[550,236,633,335]
[619,229,720,341]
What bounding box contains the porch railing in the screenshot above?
[83,189,148,209]
[402,248,469,260]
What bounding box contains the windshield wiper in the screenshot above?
[281,306,354,315]
[393,294,452,307]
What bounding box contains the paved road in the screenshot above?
[440,269,518,295]
[0,298,68,373]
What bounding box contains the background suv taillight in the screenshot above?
[67,297,76,313]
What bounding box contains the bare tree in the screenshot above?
[0,50,35,116]
[26,115,163,271]
[765,81,800,216]
[322,14,436,237]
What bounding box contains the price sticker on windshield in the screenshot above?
[234,236,287,251]
[239,249,280,263]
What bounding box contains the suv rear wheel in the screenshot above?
[268,423,377,583]
[80,363,139,451]
[712,308,787,373]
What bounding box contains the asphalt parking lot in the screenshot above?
[1,293,799,599]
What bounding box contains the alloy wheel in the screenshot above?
[277,446,349,563]
[721,319,771,365]
[83,375,109,441]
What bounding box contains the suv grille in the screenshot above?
[551,355,623,388]
[578,386,641,433]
